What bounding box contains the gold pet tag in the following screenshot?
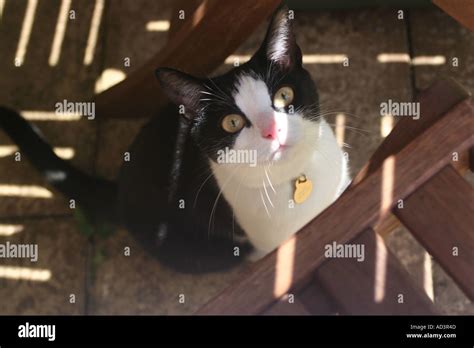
[294,175,312,204]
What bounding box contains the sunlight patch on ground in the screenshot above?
[0,0,5,20]
[0,185,53,198]
[377,53,446,65]
[380,114,394,138]
[0,224,24,236]
[224,54,349,65]
[303,54,348,64]
[48,0,71,66]
[411,55,446,66]
[0,145,75,159]
[21,111,81,121]
[0,266,51,281]
[83,0,105,65]
[423,252,434,300]
[377,53,410,63]
[94,68,126,94]
[146,20,170,31]
[14,0,38,67]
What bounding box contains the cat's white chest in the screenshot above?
[229,150,346,253]
[211,120,349,254]
[233,175,321,252]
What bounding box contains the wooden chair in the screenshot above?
[88,0,473,314]
[197,78,474,315]
[433,0,474,31]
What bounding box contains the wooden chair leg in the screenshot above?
[396,166,474,301]
[314,229,437,315]
[264,280,340,315]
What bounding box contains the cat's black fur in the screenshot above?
[117,104,251,272]
[0,5,319,273]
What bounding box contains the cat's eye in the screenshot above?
[273,86,294,108]
[221,114,246,133]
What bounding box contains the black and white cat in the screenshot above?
[0,6,349,273]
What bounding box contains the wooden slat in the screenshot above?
[94,0,281,119]
[396,166,474,300]
[433,0,474,31]
[264,297,311,315]
[168,0,202,40]
[296,281,340,315]
[357,80,471,239]
[197,96,474,315]
[374,213,401,238]
[263,280,340,315]
[353,78,470,186]
[371,132,470,239]
[453,148,470,175]
[315,229,437,315]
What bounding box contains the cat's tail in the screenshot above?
[0,106,117,223]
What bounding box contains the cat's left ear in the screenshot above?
[259,5,302,69]
[155,67,203,118]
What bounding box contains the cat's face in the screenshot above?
[156,6,320,180]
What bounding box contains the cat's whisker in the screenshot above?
[306,109,363,121]
[325,122,373,136]
[232,166,250,241]
[298,101,336,112]
[264,166,276,194]
[199,90,217,96]
[199,105,211,113]
[259,188,272,218]
[262,178,274,208]
[200,89,228,103]
[265,60,274,85]
[296,118,354,155]
[298,108,372,140]
[207,79,231,103]
[271,69,290,90]
[193,170,216,209]
[201,90,227,109]
[207,164,243,237]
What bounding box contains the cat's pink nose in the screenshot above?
[261,124,281,140]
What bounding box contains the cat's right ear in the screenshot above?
[155,68,203,118]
